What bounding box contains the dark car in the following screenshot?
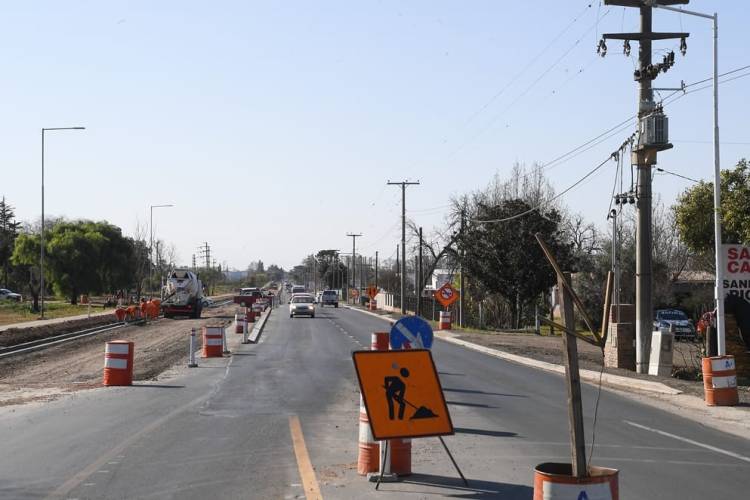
[320,290,339,308]
[654,309,696,340]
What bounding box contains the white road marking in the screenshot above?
[624,420,750,464]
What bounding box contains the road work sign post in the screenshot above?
[352,349,466,488]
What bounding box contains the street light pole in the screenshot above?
[40,126,85,319]
[652,4,725,354]
[149,204,174,295]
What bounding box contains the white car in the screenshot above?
[0,288,22,302]
[289,294,315,318]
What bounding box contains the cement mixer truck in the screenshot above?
[161,269,204,319]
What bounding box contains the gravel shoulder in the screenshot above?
[0,301,237,407]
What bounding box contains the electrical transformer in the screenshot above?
[639,110,669,147]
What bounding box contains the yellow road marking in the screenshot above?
[289,415,323,500]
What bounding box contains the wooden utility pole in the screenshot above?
[558,272,587,478]
[387,180,420,314]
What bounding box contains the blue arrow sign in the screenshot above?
[390,316,434,350]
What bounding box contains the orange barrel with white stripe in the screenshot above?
[390,438,412,476]
[369,299,377,311]
[357,393,379,475]
[439,310,451,330]
[371,332,389,351]
[234,314,246,334]
[202,326,224,358]
[702,355,739,406]
[103,340,134,386]
[114,307,127,321]
[533,463,618,500]
[358,332,390,475]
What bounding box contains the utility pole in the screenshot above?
[417,226,423,316]
[603,0,687,373]
[396,244,399,295]
[414,256,419,315]
[387,180,420,314]
[459,209,465,328]
[346,233,362,299]
[375,251,379,289]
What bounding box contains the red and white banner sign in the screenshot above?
[723,244,750,302]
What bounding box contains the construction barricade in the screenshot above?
[702,355,739,406]
[439,310,451,330]
[103,340,134,386]
[202,325,224,358]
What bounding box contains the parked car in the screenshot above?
[654,309,696,340]
[0,288,22,302]
[289,294,315,318]
[320,290,339,308]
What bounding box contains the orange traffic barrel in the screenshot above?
[114,307,127,321]
[357,393,379,475]
[246,307,255,323]
[234,313,244,333]
[369,299,378,311]
[533,463,618,500]
[103,340,134,386]
[390,438,412,476]
[371,332,389,351]
[202,326,224,358]
[80,294,89,304]
[702,355,739,406]
[439,310,452,330]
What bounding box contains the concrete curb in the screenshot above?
[248,307,272,343]
[344,305,681,396]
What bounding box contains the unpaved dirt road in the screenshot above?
[0,301,238,406]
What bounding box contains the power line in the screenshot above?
[460,2,595,129]
[471,141,627,225]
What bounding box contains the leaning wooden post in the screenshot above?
[558,271,587,478]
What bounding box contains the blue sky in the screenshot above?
[2,1,748,270]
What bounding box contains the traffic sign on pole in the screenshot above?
[390,316,433,350]
[352,349,453,440]
[434,283,459,308]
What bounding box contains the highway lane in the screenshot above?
[0,306,360,500]
[1,301,749,499]
[320,306,750,498]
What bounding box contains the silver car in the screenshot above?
[289,294,315,318]
[0,288,22,302]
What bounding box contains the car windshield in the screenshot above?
[293,297,314,304]
[658,311,688,321]
[323,291,336,296]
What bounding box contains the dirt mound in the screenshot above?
[0,314,119,348]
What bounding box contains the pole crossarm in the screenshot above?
[602,32,688,41]
[604,0,687,7]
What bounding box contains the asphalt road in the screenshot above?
[1,301,749,499]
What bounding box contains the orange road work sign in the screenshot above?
[352,349,454,440]
[367,285,378,299]
[434,282,459,308]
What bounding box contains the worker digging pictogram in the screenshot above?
[384,365,438,421]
